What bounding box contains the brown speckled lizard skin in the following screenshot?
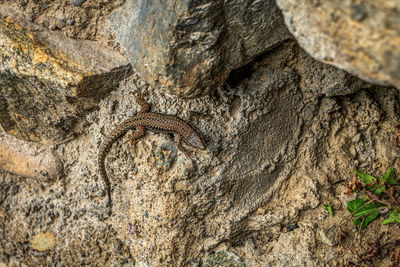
[98,95,205,215]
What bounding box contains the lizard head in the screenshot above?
[186,131,206,150]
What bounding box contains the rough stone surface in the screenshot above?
[69,0,86,7]
[276,0,400,91]
[1,2,400,265]
[296,51,371,96]
[268,226,318,266]
[108,0,291,98]
[319,225,339,247]
[1,0,125,45]
[0,134,63,181]
[2,39,400,266]
[203,251,246,267]
[0,6,131,143]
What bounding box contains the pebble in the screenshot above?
[70,0,86,6]
[319,225,339,247]
[31,231,56,251]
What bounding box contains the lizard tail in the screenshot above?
[98,145,113,216]
[98,126,130,216]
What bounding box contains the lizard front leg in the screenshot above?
[134,93,150,113]
[129,126,146,152]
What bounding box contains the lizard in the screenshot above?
[98,94,206,215]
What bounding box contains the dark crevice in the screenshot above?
[227,61,255,87]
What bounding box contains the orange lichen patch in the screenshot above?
[71,86,82,96]
[26,32,34,40]
[33,47,49,64]
[0,17,89,87]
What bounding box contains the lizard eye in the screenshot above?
[187,132,206,150]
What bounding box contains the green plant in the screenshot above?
[345,168,400,230]
[323,203,334,215]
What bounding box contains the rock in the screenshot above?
[0,134,63,181]
[154,141,177,171]
[319,225,339,247]
[276,0,400,91]
[203,251,246,267]
[70,0,86,6]
[269,227,319,266]
[30,231,56,252]
[337,186,357,209]
[295,49,371,96]
[2,39,400,266]
[0,6,131,143]
[108,0,291,98]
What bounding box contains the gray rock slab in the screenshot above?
[108,0,291,98]
[277,0,400,92]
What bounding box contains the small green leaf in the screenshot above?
[352,210,381,228]
[354,202,383,217]
[382,168,397,185]
[366,183,386,195]
[354,169,377,184]
[354,169,386,194]
[361,210,381,229]
[382,210,400,225]
[347,199,383,229]
[323,204,334,215]
[353,217,362,226]
[347,198,367,213]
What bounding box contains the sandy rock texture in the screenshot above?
[276,0,400,90]
[2,41,400,266]
[0,0,125,45]
[0,6,131,143]
[1,1,400,267]
[108,0,291,98]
